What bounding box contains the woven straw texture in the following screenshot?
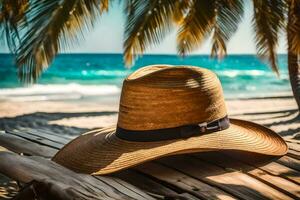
[52,65,288,175]
[118,65,227,130]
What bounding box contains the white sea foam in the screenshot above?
[217,70,270,77]
[0,83,121,101]
[217,69,289,80]
[80,70,131,77]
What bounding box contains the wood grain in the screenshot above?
[1,127,299,200]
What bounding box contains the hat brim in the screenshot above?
[52,119,288,175]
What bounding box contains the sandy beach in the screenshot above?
[0,95,299,138]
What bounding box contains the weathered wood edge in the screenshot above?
[1,129,297,199]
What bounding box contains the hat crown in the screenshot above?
[117,65,227,131]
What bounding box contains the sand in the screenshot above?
[0,96,299,138]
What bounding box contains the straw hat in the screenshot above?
[52,65,288,175]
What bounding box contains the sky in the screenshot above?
[0,1,287,54]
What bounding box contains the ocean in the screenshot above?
[0,53,291,101]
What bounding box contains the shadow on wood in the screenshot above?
[0,151,154,200]
[1,126,299,199]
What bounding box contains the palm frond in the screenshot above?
[289,0,300,55]
[210,0,244,59]
[252,0,285,75]
[100,0,109,13]
[124,0,136,18]
[123,0,178,66]
[15,0,108,83]
[176,0,215,56]
[0,0,29,52]
[172,0,191,25]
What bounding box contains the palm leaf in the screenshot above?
[15,0,109,83]
[289,0,300,55]
[0,0,29,52]
[252,0,285,75]
[172,0,191,25]
[100,0,109,12]
[176,0,215,56]
[124,0,136,18]
[210,0,244,59]
[123,0,178,66]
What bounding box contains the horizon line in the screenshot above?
[0,53,288,56]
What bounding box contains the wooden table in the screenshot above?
[0,126,299,200]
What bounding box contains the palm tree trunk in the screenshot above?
[287,1,300,112]
[287,50,300,111]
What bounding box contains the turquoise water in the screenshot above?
[0,54,291,101]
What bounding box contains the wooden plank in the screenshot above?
[0,133,57,158]
[158,155,293,200]
[0,151,153,200]
[106,177,158,200]
[114,169,191,199]
[276,156,300,171]
[287,150,300,160]
[2,126,298,200]
[6,127,157,199]
[287,142,300,152]
[223,152,300,185]
[257,161,300,184]
[192,152,300,199]
[8,118,84,139]
[0,132,155,200]
[0,131,152,199]
[95,176,153,200]
[134,162,236,200]
[285,138,300,145]
[3,119,78,141]
[24,128,71,145]
[146,191,200,200]
[5,129,63,149]
[2,127,177,199]
[36,127,76,140]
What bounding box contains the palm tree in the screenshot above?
[1,0,300,111]
[0,0,29,52]
[287,0,300,111]
[124,0,285,72]
[123,0,300,111]
[2,0,109,82]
